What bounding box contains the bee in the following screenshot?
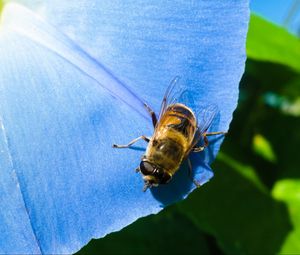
[113,77,226,191]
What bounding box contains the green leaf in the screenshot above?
[217,152,268,193]
[77,208,211,255]
[272,180,300,253]
[247,15,300,73]
[237,60,300,183]
[177,154,292,254]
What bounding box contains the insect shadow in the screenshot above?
[113,108,224,206]
[150,135,221,206]
[125,146,147,152]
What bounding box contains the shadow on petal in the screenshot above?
[150,113,223,205]
[151,160,214,206]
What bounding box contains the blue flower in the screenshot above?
[0,1,249,254]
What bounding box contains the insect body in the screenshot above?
[113,77,226,191]
[142,103,197,187]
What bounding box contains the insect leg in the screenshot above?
[112,135,150,148]
[187,158,201,188]
[143,181,153,192]
[205,131,227,136]
[192,135,208,152]
[192,131,226,152]
[143,103,158,128]
[192,146,205,152]
[203,135,209,147]
[187,158,192,176]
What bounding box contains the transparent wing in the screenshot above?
[159,77,219,149]
[196,104,219,135]
[188,104,219,152]
[159,76,184,119]
[160,77,218,134]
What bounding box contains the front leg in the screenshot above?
[112,135,150,148]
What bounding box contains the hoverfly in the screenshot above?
[113,77,226,191]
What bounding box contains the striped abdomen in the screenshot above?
[145,103,197,175]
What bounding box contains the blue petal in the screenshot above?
[0,1,249,254]
[0,124,41,254]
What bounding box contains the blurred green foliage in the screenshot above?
[247,15,300,72]
[273,180,300,253]
[78,14,300,255]
[0,1,3,14]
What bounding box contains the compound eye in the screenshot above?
[140,161,154,175]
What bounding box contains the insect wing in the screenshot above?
[185,104,218,155]
[159,76,184,119]
[160,78,218,135]
[196,104,219,135]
